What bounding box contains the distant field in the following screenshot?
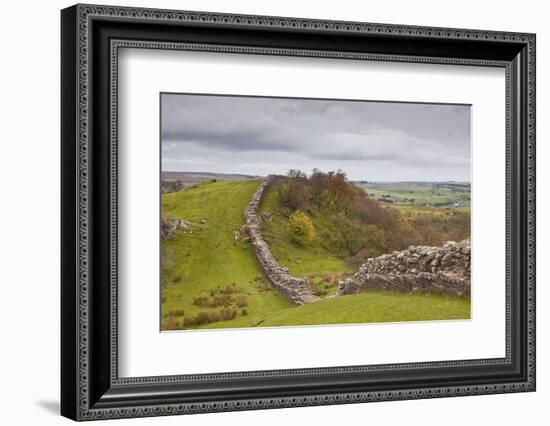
[162,171,259,187]
[388,204,465,219]
[354,181,470,213]
[161,171,261,193]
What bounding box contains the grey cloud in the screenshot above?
[161,94,470,181]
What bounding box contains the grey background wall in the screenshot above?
[0,0,547,424]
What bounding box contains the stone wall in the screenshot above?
[337,240,471,298]
[244,177,320,306]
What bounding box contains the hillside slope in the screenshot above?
[161,180,291,329]
[259,292,470,327]
[161,178,470,330]
[259,186,353,296]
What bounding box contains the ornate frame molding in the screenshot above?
[61,4,536,421]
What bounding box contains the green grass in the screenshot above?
[259,187,352,276]
[259,291,470,327]
[161,180,291,329]
[161,179,470,331]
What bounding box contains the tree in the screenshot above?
[329,212,386,256]
[289,210,315,245]
[278,181,310,211]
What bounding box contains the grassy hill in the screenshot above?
[259,187,353,296]
[259,292,470,327]
[161,171,260,193]
[161,177,470,330]
[161,180,291,330]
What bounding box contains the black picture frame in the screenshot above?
[61,4,536,421]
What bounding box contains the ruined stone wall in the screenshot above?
[245,177,320,306]
[337,240,471,298]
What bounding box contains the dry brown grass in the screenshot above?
[183,307,238,327]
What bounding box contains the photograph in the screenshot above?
[160,94,472,331]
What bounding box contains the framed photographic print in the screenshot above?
[61,4,536,421]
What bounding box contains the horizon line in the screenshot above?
[161,170,471,184]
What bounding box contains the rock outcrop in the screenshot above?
[337,240,470,298]
[245,177,320,306]
[161,217,191,240]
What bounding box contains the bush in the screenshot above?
[182,307,238,327]
[218,307,237,321]
[257,279,273,292]
[267,169,471,261]
[235,295,248,308]
[193,294,232,308]
[329,213,388,256]
[184,311,214,327]
[277,170,310,210]
[161,179,184,194]
[345,248,375,268]
[289,210,315,245]
[218,285,240,295]
[162,317,178,330]
[306,271,348,296]
[163,308,185,318]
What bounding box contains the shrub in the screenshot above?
[306,272,348,296]
[268,169,471,261]
[193,294,232,308]
[193,295,211,307]
[183,311,213,327]
[163,308,185,318]
[162,317,178,330]
[346,248,374,268]
[289,210,315,245]
[257,280,273,292]
[218,307,237,321]
[161,179,184,194]
[235,295,248,308]
[219,285,239,295]
[214,294,231,307]
[182,307,238,328]
[277,170,310,210]
[311,284,327,296]
[330,213,387,256]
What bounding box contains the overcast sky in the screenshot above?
[161,93,471,182]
